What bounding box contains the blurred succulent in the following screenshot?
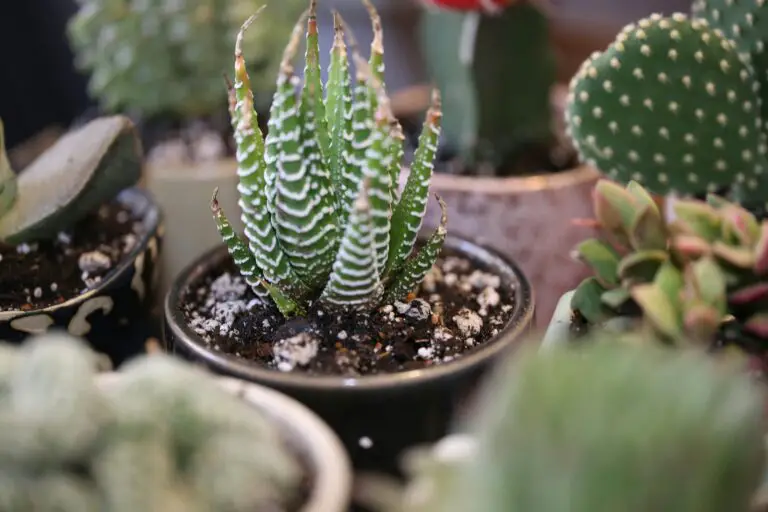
[0,116,142,245]
[419,0,556,174]
[570,179,669,325]
[67,0,306,118]
[389,340,767,512]
[213,1,447,317]
[565,13,768,206]
[0,332,302,511]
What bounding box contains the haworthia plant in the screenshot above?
[214,1,447,318]
[565,13,768,206]
[0,116,142,244]
[0,332,302,511]
[68,0,307,117]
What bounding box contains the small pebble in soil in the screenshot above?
[180,251,517,376]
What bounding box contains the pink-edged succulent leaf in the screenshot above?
[617,250,668,284]
[574,238,620,286]
[600,286,631,309]
[631,283,684,340]
[629,203,667,251]
[671,200,722,242]
[625,181,660,214]
[671,234,711,260]
[593,179,637,234]
[571,277,610,324]
[719,204,761,246]
[653,260,684,311]
[682,302,722,344]
[689,256,727,314]
[729,282,768,305]
[745,312,768,338]
[712,241,755,269]
[754,221,768,275]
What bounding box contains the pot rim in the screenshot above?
[164,235,535,392]
[96,373,353,512]
[0,187,162,322]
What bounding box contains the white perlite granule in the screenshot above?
[453,308,483,337]
[476,286,500,311]
[189,273,250,338]
[78,250,112,273]
[273,332,319,372]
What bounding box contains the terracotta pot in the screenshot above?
[164,235,535,476]
[97,373,353,512]
[145,158,244,299]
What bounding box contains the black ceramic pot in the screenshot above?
[0,188,163,367]
[164,236,534,475]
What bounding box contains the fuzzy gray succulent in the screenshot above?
[0,333,302,511]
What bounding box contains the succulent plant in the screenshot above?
[570,179,669,325]
[67,0,306,118]
[399,340,767,512]
[213,1,446,317]
[0,116,142,244]
[0,332,302,511]
[565,13,768,206]
[419,0,556,174]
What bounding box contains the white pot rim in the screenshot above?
[96,374,352,512]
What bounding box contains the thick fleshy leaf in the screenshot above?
[745,312,768,338]
[754,221,768,275]
[653,261,684,311]
[600,287,631,310]
[671,234,711,260]
[689,257,727,314]
[712,241,755,269]
[625,181,660,215]
[729,282,768,305]
[574,238,621,286]
[671,200,721,241]
[617,250,668,284]
[718,204,760,246]
[631,283,683,340]
[593,179,637,233]
[571,277,610,324]
[0,116,142,244]
[628,204,667,251]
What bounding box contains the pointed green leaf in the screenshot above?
[302,0,330,157]
[672,200,722,241]
[600,287,631,310]
[690,256,727,313]
[631,283,684,340]
[593,179,638,232]
[0,119,17,219]
[363,111,395,275]
[653,261,684,311]
[617,250,668,284]
[712,241,755,269]
[570,277,610,324]
[0,116,141,244]
[574,238,620,286]
[386,90,442,277]
[320,180,383,308]
[383,195,448,304]
[626,180,660,214]
[629,204,667,251]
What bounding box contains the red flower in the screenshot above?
[420,0,514,14]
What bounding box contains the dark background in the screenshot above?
[0,0,91,150]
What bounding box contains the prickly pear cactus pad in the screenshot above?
[565,13,768,203]
[405,342,767,512]
[0,332,305,512]
[180,1,521,376]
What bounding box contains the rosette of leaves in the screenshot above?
[213,1,447,317]
[67,0,306,117]
[0,332,302,511]
[0,115,142,244]
[570,179,670,326]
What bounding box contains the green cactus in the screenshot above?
[0,332,303,512]
[402,341,767,512]
[0,115,142,245]
[67,0,306,118]
[214,1,447,317]
[565,13,768,205]
[692,0,768,133]
[420,2,556,174]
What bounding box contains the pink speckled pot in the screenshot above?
[420,165,600,329]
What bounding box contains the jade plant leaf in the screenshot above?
[653,261,684,311]
[690,257,727,314]
[0,116,142,244]
[631,283,683,341]
[0,120,17,218]
[629,204,667,251]
[571,277,610,324]
[600,287,631,310]
[712,241,755,269]
[593,180,637,233]
[617,250,668,283]
[574,239,620,286]
[672,200,722,242]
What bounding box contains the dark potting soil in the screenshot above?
[180,249,516,376]
[0,202,144,311]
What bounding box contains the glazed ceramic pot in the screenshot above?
[163,235,534,475]
[97,373,353,512]
[0,188,162,367]
[145,157,243,299]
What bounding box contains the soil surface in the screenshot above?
[180,249,517,376]
[0,202,144,311]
